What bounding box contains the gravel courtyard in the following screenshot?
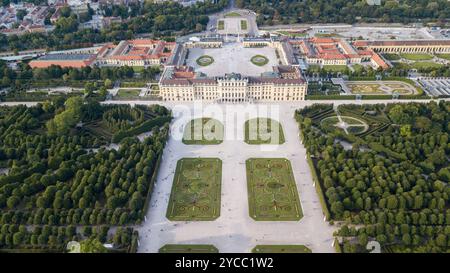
[136,102,336,253]
[186,43,279,77]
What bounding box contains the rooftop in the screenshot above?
[38,53,95,61]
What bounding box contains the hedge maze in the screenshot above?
[83,104,172,143]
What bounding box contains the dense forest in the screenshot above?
[296,102,450,252]
[237,0,450,25]
[0,99,172,251]
[0,0,228,52]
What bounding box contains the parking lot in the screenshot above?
[418,78,450,96]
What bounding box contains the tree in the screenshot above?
[80,238,108,253]
[104,79,113,89]
[16,10,27,21]
[389,105,410,124]
[6,196,20,209]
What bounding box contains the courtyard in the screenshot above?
[185,42,279,77]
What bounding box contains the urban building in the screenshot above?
[353,39,450,54]
[95,39,176,67]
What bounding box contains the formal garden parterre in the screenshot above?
[246,158,303,221]
[166,158,222,221]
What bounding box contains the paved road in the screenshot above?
[3,98,448,108]
[204,0,259,37]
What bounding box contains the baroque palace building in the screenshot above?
[353,40,450,54]
[159,37,307,102]
[159,65,307,102]
[290,37,389,69]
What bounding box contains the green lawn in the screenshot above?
[250,55,269,66]
[351,64,364,73]
[120,81,147,88]
[314,33,341,38]
[393,62,412,69]
[400,53,433,61]
[240,20,247,30]
[116,89,140,99]
[218,20,224,30]
[132,66,145,73]
[196,55,214,66]
[244,118,285,145]
[252,245,312,253]
[224,12,241,17]
[166,158,222,221]
[383,53,401,61]
[159,244,219,253]
[246,158,302,221]
[307,64,321,72]
[277,30,307,37]
[411,62,443,70]
[182,118,224,145]
[323,65,348,72]
[436,54,450,60]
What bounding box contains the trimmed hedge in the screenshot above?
[368,142,407,161]
[334,238,342,253]
[297,120,331,220]
[307,95,356,100]
[129,231,140,253]
[111,116,172,143]
[306,94,430,100]
[306,151,331,221]
[140,151,163,222]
